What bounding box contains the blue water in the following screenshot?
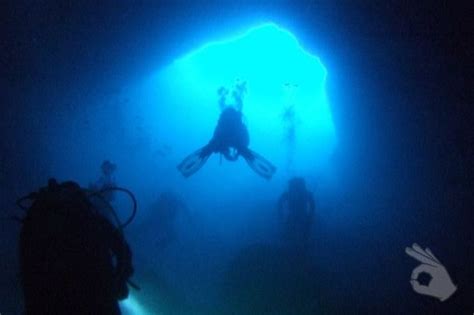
[2,4,471,314]
[118,23,337,314]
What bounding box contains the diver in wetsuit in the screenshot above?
[18,179,134,315]
[177,82,276,179]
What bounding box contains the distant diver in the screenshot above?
[17,179,136,315]
[150,191,187,250]
[277,177,315,248]
[178,82,276,179]
[89,159,118,203]
[281,82,299,172]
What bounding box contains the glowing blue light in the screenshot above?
[120,293,153,315]
[150,22,336,178]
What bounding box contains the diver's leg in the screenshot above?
[177,144,214,178]
[240,148,277,179]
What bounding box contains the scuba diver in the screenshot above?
[178,82,276,179]
[277,177,315,249]
[17,179,136,315]
[89,159,117,203]
[130,191,189,271]
[151,191,188,249]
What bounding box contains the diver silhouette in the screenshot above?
[277,177,315,248]
[17,179,135,315]
[178,82,276,179]
[89,160,117,203]
[151,191,187,250]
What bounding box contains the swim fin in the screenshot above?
[177,147,211,178]
[241,148,277,180]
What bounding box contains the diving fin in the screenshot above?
[241,149,277,180]
[177,147,211,178]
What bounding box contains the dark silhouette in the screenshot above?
[89,160,117,203]
[150,191,187,251]
[18,179,134,315]
[178,83,276,179]
[277,177,315,249]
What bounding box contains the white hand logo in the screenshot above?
[405,243,457,302]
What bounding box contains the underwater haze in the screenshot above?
[2,1,473,314]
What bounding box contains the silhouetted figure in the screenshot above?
[18,179,134,315]
[89,160,117,202]
[150,191,187,251]
[277,177,315,249]
[178,83,276,179]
